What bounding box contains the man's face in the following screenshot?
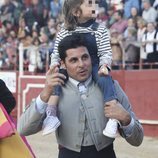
[114,12,120,21]
[63,46,92,82]
[147,23,155,33]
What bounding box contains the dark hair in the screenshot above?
[116,10,124,18]
[58,33,87,61]
[63,0,84,30]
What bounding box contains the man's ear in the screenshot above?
[60,60,66,69]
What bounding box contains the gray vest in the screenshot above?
[56,81,114,152]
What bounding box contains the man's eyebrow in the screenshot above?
[69,57,78,61]
[82,54,89,57]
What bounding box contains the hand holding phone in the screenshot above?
[52,69,68,96]
[59,69,68,83]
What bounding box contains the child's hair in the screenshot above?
[63,0,84,30]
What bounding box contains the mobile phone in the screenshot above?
[59,68,68,83]
[52,69,68,96]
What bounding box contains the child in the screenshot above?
[42,0,119,138]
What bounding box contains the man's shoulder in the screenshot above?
[113,80,119,86]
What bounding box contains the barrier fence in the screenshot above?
[1,39,158,73]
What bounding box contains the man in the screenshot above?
[142,0,157,23]
[110,10,128,34]
[142,22,158,67]
[17,34,143,158]
[0,79,16,114]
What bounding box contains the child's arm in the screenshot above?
[97,26,113,69]
[50,28,68,66]
[50,33,61,66]
[98,64,109,76]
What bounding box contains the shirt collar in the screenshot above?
[69,75,92,88]
[78,19,96,27]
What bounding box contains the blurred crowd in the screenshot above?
[0,0,158,72]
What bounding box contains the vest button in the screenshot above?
[80,119,85,123]
[81,94,87,99]
[78,132,83,137]
[80,106,84,112]
[76,144,80,148]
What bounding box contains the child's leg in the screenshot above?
[92,65,117,102]
[92,65,118,138]
[42,89,61,136]
[46,84,62,116]
[43,68,67,135]
[97,75,117,102]
[46,95,59,116]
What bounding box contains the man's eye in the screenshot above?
[95,0,99,4]
[70,59,77,63]
[82,55,89,60]
[89,0,92,4]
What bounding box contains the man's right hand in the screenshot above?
[46,65,66,87]
[40,65,66,103]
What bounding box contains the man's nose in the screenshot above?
[78,59,84,67]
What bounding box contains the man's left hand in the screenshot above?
[104,101,131,126]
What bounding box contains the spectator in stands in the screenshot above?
[137,18,147,42]
[142,0,157,23]
[110,10,128,34]
[106,5,116,28]
[38,26,51,72]
[110,0,124,11]
[50,0,62,19]
[18,23,33,70]
[124,18,136,38]
[23,0,32,7]
[59,0,64,6]
[32,29,39,39]
[12,0,24,26]
[46,18,57,40]
[124,0,140,19]
[0,29,5,44]
[141,22,158,65]
[110,29,122,69]
[2,20,15,35]
[129,7,141,27]
[26,37,42,72]
[17,17,30,40]
[43,0,51,10]
[46,17,58,56]
[99,0,108,15]
[23,0,46,30]
[0,49,6,69]
[96,7,107,25]
[0,0,15,24]
[124,27,140,69]
[4,34,18,69]
[39,27,50,45]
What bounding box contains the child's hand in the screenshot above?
[98,65,109,76]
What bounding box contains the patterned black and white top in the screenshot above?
[51,20,112,68]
